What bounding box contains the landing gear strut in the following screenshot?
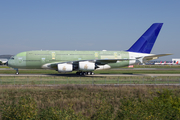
[76,72,94,76]
[15,68,19,75]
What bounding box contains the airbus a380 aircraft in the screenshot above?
[7,23,171,75]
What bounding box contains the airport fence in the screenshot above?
[0,76,180,85]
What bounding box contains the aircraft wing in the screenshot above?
[95,59,134,65]
[43,58,135,69]
[63,58,135,65]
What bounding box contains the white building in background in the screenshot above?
[0,55,14,65]
[0,59,8,64]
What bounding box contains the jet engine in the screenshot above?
[58,63,73,72]
[79,61,95,71]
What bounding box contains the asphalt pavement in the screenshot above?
[0,73,180,77]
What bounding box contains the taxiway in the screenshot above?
[0,74,180,77]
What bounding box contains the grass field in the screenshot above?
[0,86,180,119]
[0,76,180,85]
[1,65,180,119]
[0,65,9,68]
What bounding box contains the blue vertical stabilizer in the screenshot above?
[127,23,163,54]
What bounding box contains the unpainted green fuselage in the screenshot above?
[8,50,130,70]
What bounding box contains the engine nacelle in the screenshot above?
[58,63,73,72]
[79,61,95,71]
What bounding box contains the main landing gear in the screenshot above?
[76,72,94,76]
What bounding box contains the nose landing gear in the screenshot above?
[14,68,19,75]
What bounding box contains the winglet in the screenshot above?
[127,23,163,54]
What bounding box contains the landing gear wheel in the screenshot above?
[15,69,19,75]
[76,72,94,76]
[90,72,94,75]
[83,72,86,76]
[76,72,86,76]
[79,72,83,76]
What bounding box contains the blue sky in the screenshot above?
[0,0,180,60]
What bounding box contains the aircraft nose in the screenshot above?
[7,60,12,67]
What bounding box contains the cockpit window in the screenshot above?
[10,56,14,59]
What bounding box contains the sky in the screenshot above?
[0,0,180,60]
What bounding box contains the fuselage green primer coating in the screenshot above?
[8,50,130,70]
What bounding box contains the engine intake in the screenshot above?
[58,63,72,72]
[79,61,95,71]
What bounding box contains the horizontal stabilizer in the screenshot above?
[136,53,172,62]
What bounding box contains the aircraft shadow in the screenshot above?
[45,74,88,77]
[44,73,135,77]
